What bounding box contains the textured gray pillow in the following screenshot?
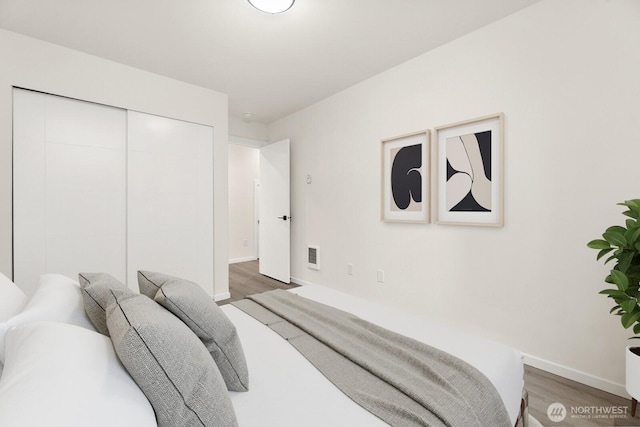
[78,273,128,336]
[106,289,237,427]
[155,278,249,392]
[137,270,165,298]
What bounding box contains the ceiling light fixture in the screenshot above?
[247,0,295,14]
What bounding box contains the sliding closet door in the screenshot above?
[127,112,214,295]
[13,89,127,295]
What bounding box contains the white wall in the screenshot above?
[228,144,260,263]
[268,0,640,395]
[0,29,230,298]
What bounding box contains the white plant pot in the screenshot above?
[626,345,640,415]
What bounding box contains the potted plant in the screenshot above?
[587,199,640,416]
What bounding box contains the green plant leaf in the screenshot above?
[610,305,621,314]
[626,227,640,246]
[623,199,640,210]
[620,200,640,209]
[628,219,638,229]
[587,239,611,250]
[597,247,615,261]
[622,299,638,313]
[603,230,627,247]
[611,270,630,291]
[618,251,635,273]
[599,289,629,300]
[622,310,640,329]
[621,200,640,220]
[605,254,618,265]
[633,322,640,335]
[628,270,640,282]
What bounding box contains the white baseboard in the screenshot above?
[291,276,312,286]
[229,256,258,264]
[214,292,231,302]
[523,353,629,398]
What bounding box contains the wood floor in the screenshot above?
[225,261,640,427]
[524,365,640,426]
[223,260,299,305]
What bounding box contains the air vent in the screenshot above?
[307,245,320,270]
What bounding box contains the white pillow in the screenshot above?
[0,273,27,322]
[0,274,95,363]
[0,274,28,375]
[0,321,156,427]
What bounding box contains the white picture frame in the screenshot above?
[381,130,430,223]
[435,113,504,227]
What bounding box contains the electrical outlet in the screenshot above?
[347,264,353,275]
[377,269,384,283]
[243,239,248,247]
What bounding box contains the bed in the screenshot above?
[0,272,527,427]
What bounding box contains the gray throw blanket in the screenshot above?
[233,290,511,427]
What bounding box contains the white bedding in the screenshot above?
[0,275,523,427]
[223,284,523,426]
[0,321,156,427]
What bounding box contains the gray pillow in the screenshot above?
[106,289,237,427]
[155,278,249,392]
[137,270,165,298]
[78,273,128,336]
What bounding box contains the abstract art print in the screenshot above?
[381,130,430,223]
[435,113,504,226]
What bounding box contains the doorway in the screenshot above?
[228,137,291,284]
[228,142,261,264]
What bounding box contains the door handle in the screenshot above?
[277,215,291,221]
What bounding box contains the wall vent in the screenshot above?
[307,245,320,270]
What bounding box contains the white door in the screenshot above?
[259,139,290,283]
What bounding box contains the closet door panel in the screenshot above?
[13,89,127,294]
[46,234,126,283]
[13,89,47,295]
[127,111,214,295]
[127,189,197,234]
[128,232,198,282]
[46,95,125,150]
[46,143,126,193]
[42,95,127,285]
[46,191,126,239]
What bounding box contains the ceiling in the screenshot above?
[0,0,541,124]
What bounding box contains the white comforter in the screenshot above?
[224,284,524,426]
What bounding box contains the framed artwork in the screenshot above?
[381,130,430,223]
[435,113,504,226]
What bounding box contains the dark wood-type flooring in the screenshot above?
[225,260,640,427]
[222,260,299,305]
